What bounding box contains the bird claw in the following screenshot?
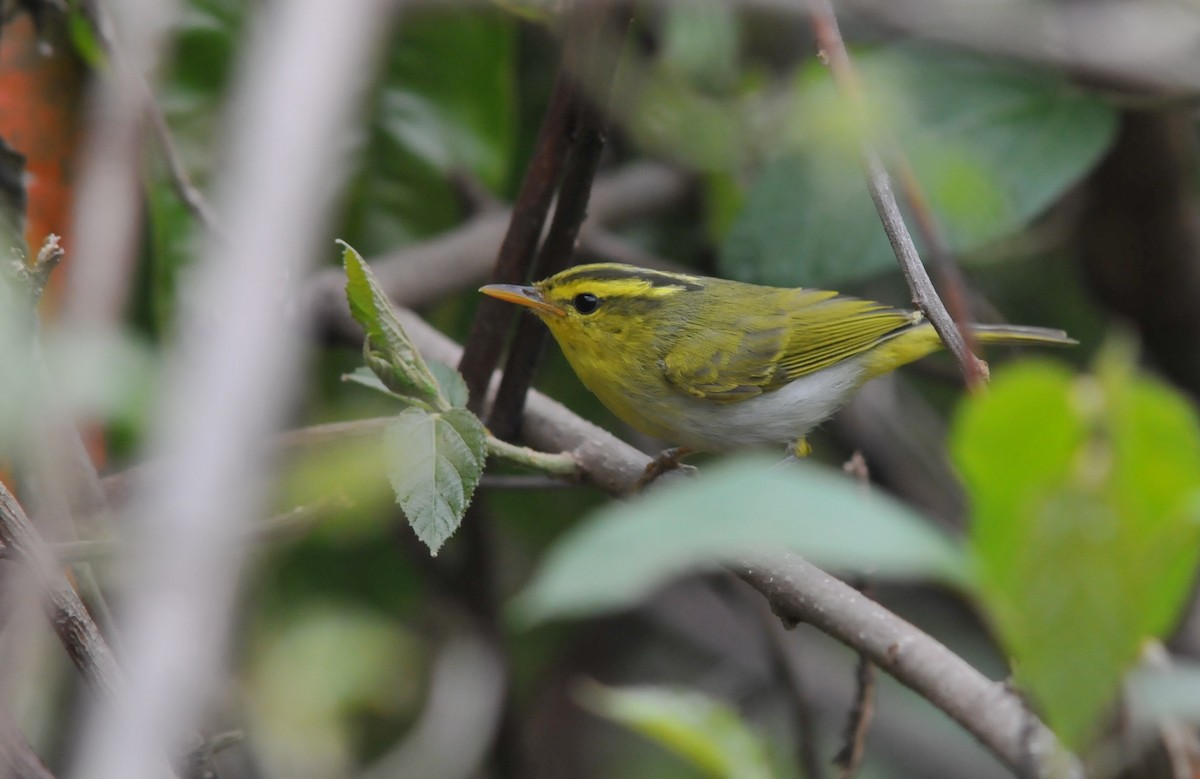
[634,446,695,492]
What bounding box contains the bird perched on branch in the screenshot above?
[483,263,1074,466]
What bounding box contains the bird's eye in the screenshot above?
[573,292,600,314]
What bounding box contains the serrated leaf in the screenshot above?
[720,44,1117,288]
[953,356,1200,748]
[514,455,964,624]
[428,362,469,409]
[578,683,775,779]
[383,407,487,555]
[341,241,443,407]
[342,366,402,399]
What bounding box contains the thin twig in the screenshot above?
[805,0,988,389]
[832,647,876,778]
[746,587,826,779]
[81,0,225,236]
[890,154,980,359]
[0,498,348,563]
[833,459,876,777]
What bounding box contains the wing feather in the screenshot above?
[661,287,915,402]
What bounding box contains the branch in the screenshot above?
[806,0,988,390]
[457,62,579,413]
[80,0,225,236]
[488,2,634,439]
[0,483,125,711]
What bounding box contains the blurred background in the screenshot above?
[1,0,1199,777]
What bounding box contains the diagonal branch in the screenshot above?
[806,0,988,389]
[488,2,634,440]
[0,483,125,712]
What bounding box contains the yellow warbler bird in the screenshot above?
[481,263,1074,459]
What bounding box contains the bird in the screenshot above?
[481,263,1074,464]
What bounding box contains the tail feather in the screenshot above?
[969,323,1077,347]
[862,320,1076,379]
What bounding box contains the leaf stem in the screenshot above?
[486,436,580,478]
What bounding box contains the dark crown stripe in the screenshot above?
[557,265,704,291]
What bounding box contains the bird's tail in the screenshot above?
[862,321,1076,379]
[970,323,1077,347]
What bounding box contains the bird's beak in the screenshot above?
[479,284,565,317]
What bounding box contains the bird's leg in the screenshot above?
[635,446,695,491]
[773,437,812,470]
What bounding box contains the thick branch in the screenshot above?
[457,67,578,412]
[489,3,633,439]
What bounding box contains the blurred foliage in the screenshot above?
[720,45,1116,289]
[514,455,966,625]
[954,348,1200,749]
[13,0,1197,776]
[577,683,777,779]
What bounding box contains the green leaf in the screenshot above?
[514,455,965,624]
[343,9,516,252]
[953,356,1200,748]
[428,362,469,409]
[340,241,443,408]
[341,366,401,399]
[577,683,775,779]
[720,44,1117,288]
[383,407,487,555]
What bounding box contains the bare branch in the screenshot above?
[0,484,125,713]
[488,3,634,440]
[806,0,988,389]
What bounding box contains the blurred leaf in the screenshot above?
[578,683,775,779]
[344,9,516,252]
[514,455,965,624]
[661,0,739,95]
[384,407,487,555]
[248,606,421,779]
[720,45,1117,288]
[341,240,443,408]
[428,361,469,409]
[953,355,1200,748]
[66,3,107,68]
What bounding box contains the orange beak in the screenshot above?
[479,284,565,317]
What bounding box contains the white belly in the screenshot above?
[665,358,867,452]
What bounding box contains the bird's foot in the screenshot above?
[635,446,696,492]
[773,438,812,470]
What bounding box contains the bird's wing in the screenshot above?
[661,288,916,402]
